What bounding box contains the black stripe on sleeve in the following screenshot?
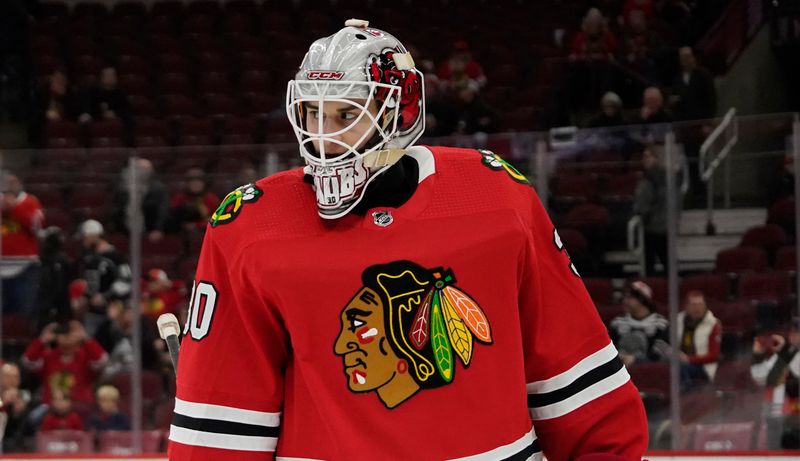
[172,413,280,438]
[501,438,541,461]
[527,356,624,408]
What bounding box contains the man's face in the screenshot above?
[50,72,67,96]
[3,175,22,196]
[334,287,399,392]
[100,67,118,89]
[187,177,205,194]
[1,364,21,390]
[304,99,378,156]
[56,331,78,351]
[643,89,663,110]
[685,294,707,321]
[82,234,99,249]
[680,48,696,70]
[603,102,618,117]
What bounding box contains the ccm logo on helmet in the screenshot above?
[307,71,345,80]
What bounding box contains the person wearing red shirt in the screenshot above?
[570,8,619,60]
[22,321,107,406]
[39,388,84,432]
[1,173,45,316]
[677,290,722,390]
[436,40,487,88]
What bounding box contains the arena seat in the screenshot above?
[583,277,614,305]
[775,245,796,272]
[627,362,670,400]
[46,120,84,149]
[739,224,789,256]
[715,247,768,275]
[680,273,730,301]
[89,120,127,148]
[738,271,791,303]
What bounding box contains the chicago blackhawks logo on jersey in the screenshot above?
[210,184,262,228]
[334,260,492,409]
[479,149,529,184]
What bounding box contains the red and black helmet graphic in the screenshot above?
[366,49,422,133]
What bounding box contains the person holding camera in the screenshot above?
[751,319,800,449]
[21,321,108,407]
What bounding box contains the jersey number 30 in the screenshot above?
[183,281,218,341]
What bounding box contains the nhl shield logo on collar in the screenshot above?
[372,211,393,227]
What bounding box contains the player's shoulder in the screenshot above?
[423,145,535,206]
[425,145,531,186]
[204,167,317,246]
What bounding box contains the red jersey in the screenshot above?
[169,147,647,460]
[23,338,107,404]
[40,411,85,431]
[1,192,44,257]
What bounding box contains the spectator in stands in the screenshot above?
[22,321,108,407]
[94,300,160,380]
[610,281,670,365]
[1,172,44,317]
[36,226,74,329]
[39,389,84,432]
[86,66,131,125]
[1,362,22,393]
[450,80,494,136]
[570,8,618,61]
[677,290,722,391]
[635,86,672,125]
[1,386,33,452]
[633,145,668,275]
[620,9,661,85]
[76,220,131,331]
[238,165,259,186]
[436,40,486,89]
[670,47,716,121]
[86,385,130,432]
[622,0,655,23]
[567,8,619,111]
[167,168,219,233]
[671,47,715,201]
[751,319,800,449]
[423,73,455,137]
[586,91,627,128]
[141,268,187,320]
[111,159,169,242]
[1,361,33,451]
[28,70,83,146]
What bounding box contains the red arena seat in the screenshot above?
[715,247,768,275]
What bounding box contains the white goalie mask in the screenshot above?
[286,19,425,219]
